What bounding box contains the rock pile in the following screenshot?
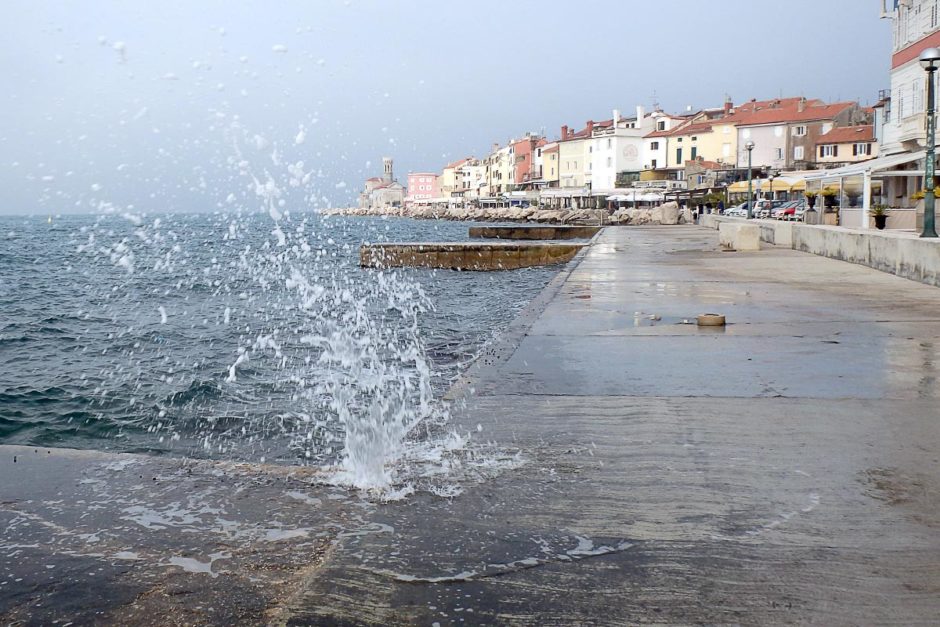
[323,201,692,226]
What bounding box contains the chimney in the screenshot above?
[492,142,500,153]
[586,120,594,136]
[724,97,733,114]
[561,125,569,141]
[613,109,621,125]
[636,105,645,122]
[798,96,807,112]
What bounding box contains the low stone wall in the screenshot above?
[468,225,601,240]
[700,215,940,287]
[360,242,585,271]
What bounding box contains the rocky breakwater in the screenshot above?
[323,201,692,226]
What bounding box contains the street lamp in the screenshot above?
[920,48,940,238]
[768,168,778,202]
[745,141,755,219]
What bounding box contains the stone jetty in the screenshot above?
[359,241,585,270]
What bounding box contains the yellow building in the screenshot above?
[558,125,591,189]
[542,142,560,187]
[664,120,738,170]
[440,157,471,198]
[815,125,878,166]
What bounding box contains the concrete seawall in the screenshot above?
[702,214,940,286]
[360,242,585,270]
[468,225,601,240]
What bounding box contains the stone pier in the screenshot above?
[359,241,585,270]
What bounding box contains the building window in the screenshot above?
[793,125,807,137]
[676,148,683,164]
[794,146,804,160]
[722,143,731,157]
[607,138,612,148]
[550,167,554,176]
[691,147,697,160]
[650,141,660,150]
[657,121,666,131]
[853,143,873,156]
[691,136,697,141]
[774,126,784,138]
[723,125,731,135]
[651,159,657,169]
[677,137,683,143]
[819,144,838,158]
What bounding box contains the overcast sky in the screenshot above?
[1,0,891,214]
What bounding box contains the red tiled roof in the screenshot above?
[686,159,723,169]
[444,157,471,170]
[818,125,875,144]
[543,143,559,153]
[729,99,854,126]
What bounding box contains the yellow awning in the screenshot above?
[727,177,806,193]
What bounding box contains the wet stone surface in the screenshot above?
[4,225,940,625]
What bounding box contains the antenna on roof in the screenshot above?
[651,90,660,111]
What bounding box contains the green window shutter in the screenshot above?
[691,147,697,160]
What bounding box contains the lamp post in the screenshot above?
[919,47,940,238]
[745,141,755,219]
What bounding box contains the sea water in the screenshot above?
[0,212,555,489]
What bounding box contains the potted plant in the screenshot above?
[820,187,838,210]
[804,190,818,209]
[871,204,889,230]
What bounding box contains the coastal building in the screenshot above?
[457,159,486,200]
[511,134,547,190]
[358,157,404,210]
[440,157,471,200]
[642,110,694,180]
[814,125,879,167]
[802,2,940,230]
[405,172,440,206]
[483,143,513,196]
[541,143,560,187]
[558,123,592,189]
[730,97,869,170]
[588,107,654,191]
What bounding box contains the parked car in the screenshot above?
[725,202,749,217]
[782,201,806,220]
[772,200,799,220]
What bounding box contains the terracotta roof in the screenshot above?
[685,159,724,170]
[444,157,471,170]
[366,177,383,182]
[817,125,875,144]
[730,100,855,126]
[543,143,559,153]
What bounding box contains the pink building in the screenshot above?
[406,172,440,205]
[511,135,547,189]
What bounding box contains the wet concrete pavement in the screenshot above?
[4,225,940,624]
[291,226,940,624]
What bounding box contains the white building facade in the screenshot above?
[881,0,940,155]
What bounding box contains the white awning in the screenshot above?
[804,151,931,180]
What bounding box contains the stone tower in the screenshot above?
[382,157,393,183]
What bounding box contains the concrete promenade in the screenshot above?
[3,225,940,624]
[297,225,940,624]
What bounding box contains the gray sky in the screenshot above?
[1,0,891,214]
